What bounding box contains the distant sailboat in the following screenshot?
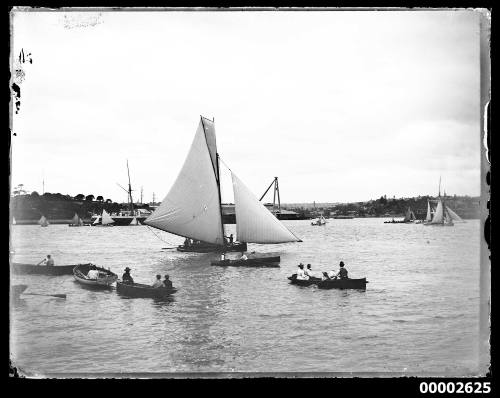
[145,116,301,251]
[424,180,464,226]
[12,217,16,225]
[402,207,416,223]
[69,213,83,227]
[311,215,326,226]
[92,216,101,225]
[129,216,141,226]
[101,209,115,226]
[38,215,49,227]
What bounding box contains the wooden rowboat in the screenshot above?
[288,274,367,290]
[73,263,118,287]
[11,262,91,276]
[211,256,280,267]
[116,281,177,299]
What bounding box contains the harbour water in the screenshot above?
[9,219,487,376]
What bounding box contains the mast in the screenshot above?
[201,116,225,243]
[127,160,134,214]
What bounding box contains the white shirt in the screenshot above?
[46,258,54,266]
[304,268,313,276]
[152,280,163,288]
[296,268,309,280]
[221,254,225,261]
[328,270,337,279]
[87,270,99,279]
[240,254,248,260]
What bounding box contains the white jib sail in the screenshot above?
[71,213,80,224]
[102,210,115,225]
[93,216,101,225]
[129,217,138,225]
[425,201,432,222]
[231,172,301,243]
[39,216,49,226]
[445,206,465,222]
[144,119,224,245]
[431,200,444,224]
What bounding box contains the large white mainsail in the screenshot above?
[144,118,224,245]
[231,172,301,244]
[430,200,444,224]
[445,206,465,222]
[101,209,115,225]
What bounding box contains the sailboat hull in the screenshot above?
[177,242,247,253]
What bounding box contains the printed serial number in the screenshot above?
[420,382,491,394]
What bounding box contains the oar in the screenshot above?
[161,247,177,250]
[23,292,66,299]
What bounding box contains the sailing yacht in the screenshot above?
[402,207,416,223]
[311,215,326,226]
[69,213,84,227]
[92,209,115,226]
[145,116,301,252]
[38,215,49,227]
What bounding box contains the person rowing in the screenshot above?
[326,261,349,280]
[37,254,54,266]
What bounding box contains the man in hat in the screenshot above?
[152,274,163,288]
[335,261,348,279]
[296,263,309,280]
[163,274,172,289]
[37,254,54,266]
[122,267,134,284]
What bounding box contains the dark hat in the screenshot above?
[164,274,169,279]
[156,274,161,279]
[339,261,344,267]
[307,264,311,267]
[124,267,131,271]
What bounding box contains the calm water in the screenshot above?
[9,219,488,376]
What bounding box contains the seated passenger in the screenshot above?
[122,267,134,284]
[296,263,309,280]
[336,261,348,279]
[305,264,313,278]
[87,269,99,279]
[163,274,172,289]
[152,274,163,288]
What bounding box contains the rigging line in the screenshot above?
[145,225,177,246]
[218,156,232,173]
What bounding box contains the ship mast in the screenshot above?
[127,160,134,214]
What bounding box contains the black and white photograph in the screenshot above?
[9,8,490,380]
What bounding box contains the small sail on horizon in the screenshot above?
[93,215,101,225]
[144,118,224,245]
[70,213,82,226]
[232,172,301,244]
[12,217,16,225]
[38,215,49,227]
[425,201,432,222]
[129,216,141,226]
[101,209,115,225]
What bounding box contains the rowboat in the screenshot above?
[116,281,177,299]
[73,263,118,287]
[11,284,28,300]
[211,256,280,267]
[288,274,367,290]
[11,262,91,276]
[177,242,247,253]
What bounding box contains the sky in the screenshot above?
[10,9,487,204]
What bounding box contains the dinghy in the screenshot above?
[211,256,281,267]
[116,281,177,299]
[73,263,117,287]
[288,274,367,290]
[11,262,90,276]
